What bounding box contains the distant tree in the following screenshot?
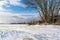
[23,0,60,24]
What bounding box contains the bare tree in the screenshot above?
[23,0,60,24]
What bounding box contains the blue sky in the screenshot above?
[0,0,40,23]
[0,0,36,15]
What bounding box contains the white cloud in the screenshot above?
[8,0,27,7]
[0,0,30,23]
[0,0,27,8]
[0,0,27,12]
[0,11,40,23]
[0,0,27,13]
[0,0,40,23]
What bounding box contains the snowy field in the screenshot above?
[0,24,60,40]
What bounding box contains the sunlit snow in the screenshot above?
[0,24,60,40]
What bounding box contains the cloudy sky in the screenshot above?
[0,0,40,23]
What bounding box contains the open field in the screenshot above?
[0,24,60,40]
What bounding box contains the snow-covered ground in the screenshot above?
[0,24,60,40]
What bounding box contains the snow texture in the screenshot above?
[0,24,60,40]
